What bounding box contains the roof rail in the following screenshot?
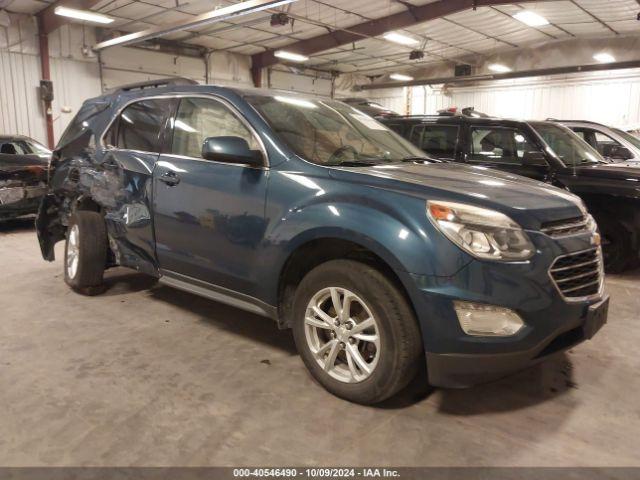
[108,77,198,94]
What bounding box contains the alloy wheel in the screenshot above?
[66,224,80,279]
[304,287,380,383]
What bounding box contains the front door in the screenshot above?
[464,125,551,181]
[153,96,269,295]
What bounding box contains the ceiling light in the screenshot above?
[93,0,297,51]
[54,6,114,24]
[488,63,512,73]
[390,73,414,81]
[383,32,420,46]
[593,52,615,63]
[512,10,549,27]
[274,50,309,62]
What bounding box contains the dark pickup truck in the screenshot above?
[382,113,640,272]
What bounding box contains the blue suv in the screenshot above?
[37,79,608,404]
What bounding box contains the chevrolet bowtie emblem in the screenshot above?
[591,232,602,246]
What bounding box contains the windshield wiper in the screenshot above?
[400,156,443,163]
[325,160,381,167]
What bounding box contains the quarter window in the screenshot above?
[171,97,259,159]
[113,99,172,152]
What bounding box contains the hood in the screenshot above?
[569,162,640,198]
[334,162,584,230]
[575,161,640,176]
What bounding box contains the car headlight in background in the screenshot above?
[427,200,535,261]
[454,301,525,336]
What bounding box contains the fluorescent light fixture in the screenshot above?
[488,63,512,73]
[93,0,297,51]
[274,96,317,109]
[383,32,420,46]
[512,10,549,27]
[593,52,615,63]
[274,50,309,62]
[390,73,414,81]
[54,6,114,24]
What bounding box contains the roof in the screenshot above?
[14,0,640,76]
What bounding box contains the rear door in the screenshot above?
[464,124,550,181]
[153,95,269,295]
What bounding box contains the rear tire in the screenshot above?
[64,211,108,293]
[292,259,423,404]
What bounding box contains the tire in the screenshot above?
[598,217,633,273]
[292,259,423,404]
[64,211,108,292]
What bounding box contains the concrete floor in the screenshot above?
[1,217,639,467]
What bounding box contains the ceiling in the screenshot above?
[3,0,640,75]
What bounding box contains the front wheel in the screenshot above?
[64,211,108,292]
[292,260,423,404]
[598,217,633,273]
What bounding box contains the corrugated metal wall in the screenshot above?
[367,69,640,128]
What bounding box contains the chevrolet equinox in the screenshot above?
[37,79,608,404]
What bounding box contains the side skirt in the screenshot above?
[159,269,279,321]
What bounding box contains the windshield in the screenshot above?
[530,123,605,166]
[246,95,427,166]
[613,128,640,150]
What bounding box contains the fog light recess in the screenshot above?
[454,301,525,337]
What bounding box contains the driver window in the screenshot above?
[469,127,537,164]
[171,97,259,159]
[594,131,622,157]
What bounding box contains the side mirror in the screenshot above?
[522,150,548,166]
[605,145,633,160]
[201,136,264,167]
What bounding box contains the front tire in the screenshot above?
[598,217,633,273]
[64,211,108,292]
[292,260,423,404]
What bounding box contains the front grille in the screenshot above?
[549,248,603,300]
[541,215,591,238]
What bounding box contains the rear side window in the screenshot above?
[420,125,458,158]
[113,99,172,152]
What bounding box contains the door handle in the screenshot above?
[159,171,180,186]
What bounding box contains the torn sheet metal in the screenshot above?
[36,95,160,277]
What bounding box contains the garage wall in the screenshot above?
[0,14,102,145]
[442,69,640,128]
[1,13,255,146]
[363,68,640,128]
[268,68,333,97]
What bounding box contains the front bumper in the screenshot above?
[427,295,608,387]
[405,229,608,388]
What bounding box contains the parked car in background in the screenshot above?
[381,112,640,272]
[0,135,50,221]
[556,120,640,162]
[36,81,607,404]
[340,98,399,118]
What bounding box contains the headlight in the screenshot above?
[427,200,535,261]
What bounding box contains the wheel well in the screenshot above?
[277,238,413,329]
[75,196,102,213]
